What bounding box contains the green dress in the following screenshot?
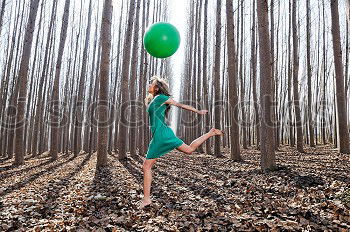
[146,94,184,159]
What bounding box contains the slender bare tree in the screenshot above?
[117,0,136,160]
[238,0,248,149]
[306,0,315,147]
[251,0,260,148]
[13,0,40,165]
[73,0,93,156]
[292,0,304,153]
[97,0,113,167]
[347,0,350,23]
[0,0,6,34]
[256,0,277,171]
[129,0,142,157]
[50,0,70,161]
[287,0,294,147]
[201,0,212,154]
[213,0,223,157]
[32,0,57,157]
[330,0,350,154]
[226,0,242,161]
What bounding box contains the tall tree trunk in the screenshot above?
[322,0,327,145]
[256,0,277,171]
[117,0,136,160]
[129,0,142,158]
[196,0,205,153]
[270,0,277,150]
[73,0,93,155]
[0,1,21,158]
[91,31,102,154]
[50,0,70,161]
[25,0,45,156]
[84,19,99,154]
[347,0,350,23]
[97,0,113,167]
[251,0,260,148]
[306,0,315,147]
[34,0,58,157]
[345,16,349,114]
[13,0,40,165]
[288,0,294,147]
[0,0,6,34]
[330,0,350,154]
[292,0,304,153]
[226,0,242,161]
[137,0,148,156]
[213,0,223,157]
[239,0,247,149]
[274,0,281,147]
[202,0,212,155]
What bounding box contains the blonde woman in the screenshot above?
[140,76,224,209]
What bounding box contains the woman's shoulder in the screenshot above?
[157,93,171,98]
[156,94,171,103]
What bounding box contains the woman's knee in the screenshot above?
[143,159,155,171]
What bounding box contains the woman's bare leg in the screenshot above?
[177,128,223,154]
[140,158,157,209]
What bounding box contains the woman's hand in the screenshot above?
[198,110,208,115]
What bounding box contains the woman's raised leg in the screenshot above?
[176,128,223,154]
[140,158,158,209]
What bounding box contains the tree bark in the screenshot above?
[239,0,247,149]
[226,0,242,161]
[202,0,212,155]
[256,0,277,171]
[128,0,142,158]
[330,0,350,154]
[270,0,277,150]
[292,0,304,153]
[213,0,223,157]
[73,0,93,155]
[97,0,113,167]
[32,0,57,156]
[306,0,315,147]
[0,0,6,34]
[117,0,136,160]
[50,0,70,161]
[287,0,294,147]
[14,0,40,165]
[251,0,260,148]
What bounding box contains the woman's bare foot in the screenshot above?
[139,198,152,209]
[210,128,224,136]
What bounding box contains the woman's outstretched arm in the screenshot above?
[164,98,208,115]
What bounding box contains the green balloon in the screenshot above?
[144,22,181,58]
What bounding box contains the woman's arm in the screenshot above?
[164,98,208,115]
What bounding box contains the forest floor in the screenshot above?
[0,145,349,231]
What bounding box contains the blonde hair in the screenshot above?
[145,75,172,118]
[144,75,170,106]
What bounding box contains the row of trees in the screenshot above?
[0,0,349,170]
[175,0,350,170]
[0,0,169,167]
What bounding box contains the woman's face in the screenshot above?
[148,80,158,94]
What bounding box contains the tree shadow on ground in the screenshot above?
[0,159,52,180]
[87,163,122,214]
[0,155,79,197]
[126,157,233,207]
[43,152,92,205]
[119,157,144,185]
[0,157,11,163]
[15,152,93,220]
